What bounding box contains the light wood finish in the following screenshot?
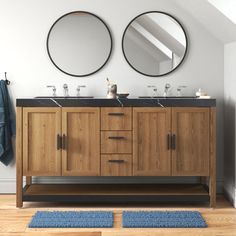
[26,177,32,185]
[209,107,216,207]
[22,108,61,176]
[101,108,132,131]
[16,107,23,208]
[101,155,132,176]
[0,195,235,236]
[62,108,100,176]
[172,108,210,176]
[133,108,171,176]
[101,131,132,154]
[24,184,208,196]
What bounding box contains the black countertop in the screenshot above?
[16,97,216,107]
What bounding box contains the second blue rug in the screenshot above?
[29,211,113,228]
[122,211,207,228]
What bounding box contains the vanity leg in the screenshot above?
[16,107,23,208]
[209,176,216,208]
[16,171,23,208]
[26,176,32,185]
[209,107,216,208]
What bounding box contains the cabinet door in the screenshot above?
[133,108,171,176]
[172,108,209,176]
[62,108,100,176]
[23,108,61,176]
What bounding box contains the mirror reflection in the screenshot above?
[47,11,112,77]
[122,12,187,77]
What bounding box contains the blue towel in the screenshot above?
[0,80,15,166]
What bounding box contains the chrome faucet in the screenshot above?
[46,85,57,97]
[147,85,158,97]
[63,84,69,97]
[76,85,86,97]
[147,85,164,108]
[177,85,187,97]
[163,83,171,97]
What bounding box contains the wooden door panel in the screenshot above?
[133,108,171,176]
[62,108,100,176]
[172,108,210,176]
[23,108,61,176]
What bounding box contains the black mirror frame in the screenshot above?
[122,11,188,77]
[46,11,113,77]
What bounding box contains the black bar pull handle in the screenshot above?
[167,134,171,150]
[108,136,125,140]
[62,134,67,150]
[108,112,124,116]
[108,160,125,163]
[57,134,61,150]
[171,134,176,150]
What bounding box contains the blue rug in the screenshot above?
[29,211,113,228]
[122,211,207,228]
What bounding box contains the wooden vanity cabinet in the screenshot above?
[133,108,172,176]
[61,108,100,176]
[101,107,133,176]
[21,107,100,177]
[17,105,216,207]
[22,108,62,176]
[172,108,210,176]
[133,107,212,177]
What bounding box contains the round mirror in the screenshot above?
[122,12,188,77]
[47,11,112,77]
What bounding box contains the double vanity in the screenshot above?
[16,97,216,207]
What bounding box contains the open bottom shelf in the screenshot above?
[23,184,209,203]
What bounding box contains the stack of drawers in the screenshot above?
[100,107,132,176]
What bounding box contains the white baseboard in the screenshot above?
[0,178,19,194]
[0,177,224,194]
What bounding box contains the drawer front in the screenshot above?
[101,108,132,130]
[101,131,132,154]
[101,154,132,176]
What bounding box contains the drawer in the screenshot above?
[101,108,132,130]
[101,131,132,154]
[101,154,132,176]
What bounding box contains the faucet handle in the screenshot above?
[147,85,158,96]
[177,85,187,96]
[77,85,86,96]
[46,85,56,96]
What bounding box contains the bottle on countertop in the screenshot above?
[196,88,203,97]
[106,78,117,99]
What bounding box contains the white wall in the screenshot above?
[0,0,224,193]
[224,42,236,207]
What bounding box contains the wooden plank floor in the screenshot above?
[0,195,235,236]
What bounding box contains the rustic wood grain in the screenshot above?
[101,108,132,131]
[22,108,61,176]
[0,195,235,236]
[133,108,171,176]
[171,107,210,176]
[61,108,100,176]
[101,131,132,154]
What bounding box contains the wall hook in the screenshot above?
[4,72,10,85]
